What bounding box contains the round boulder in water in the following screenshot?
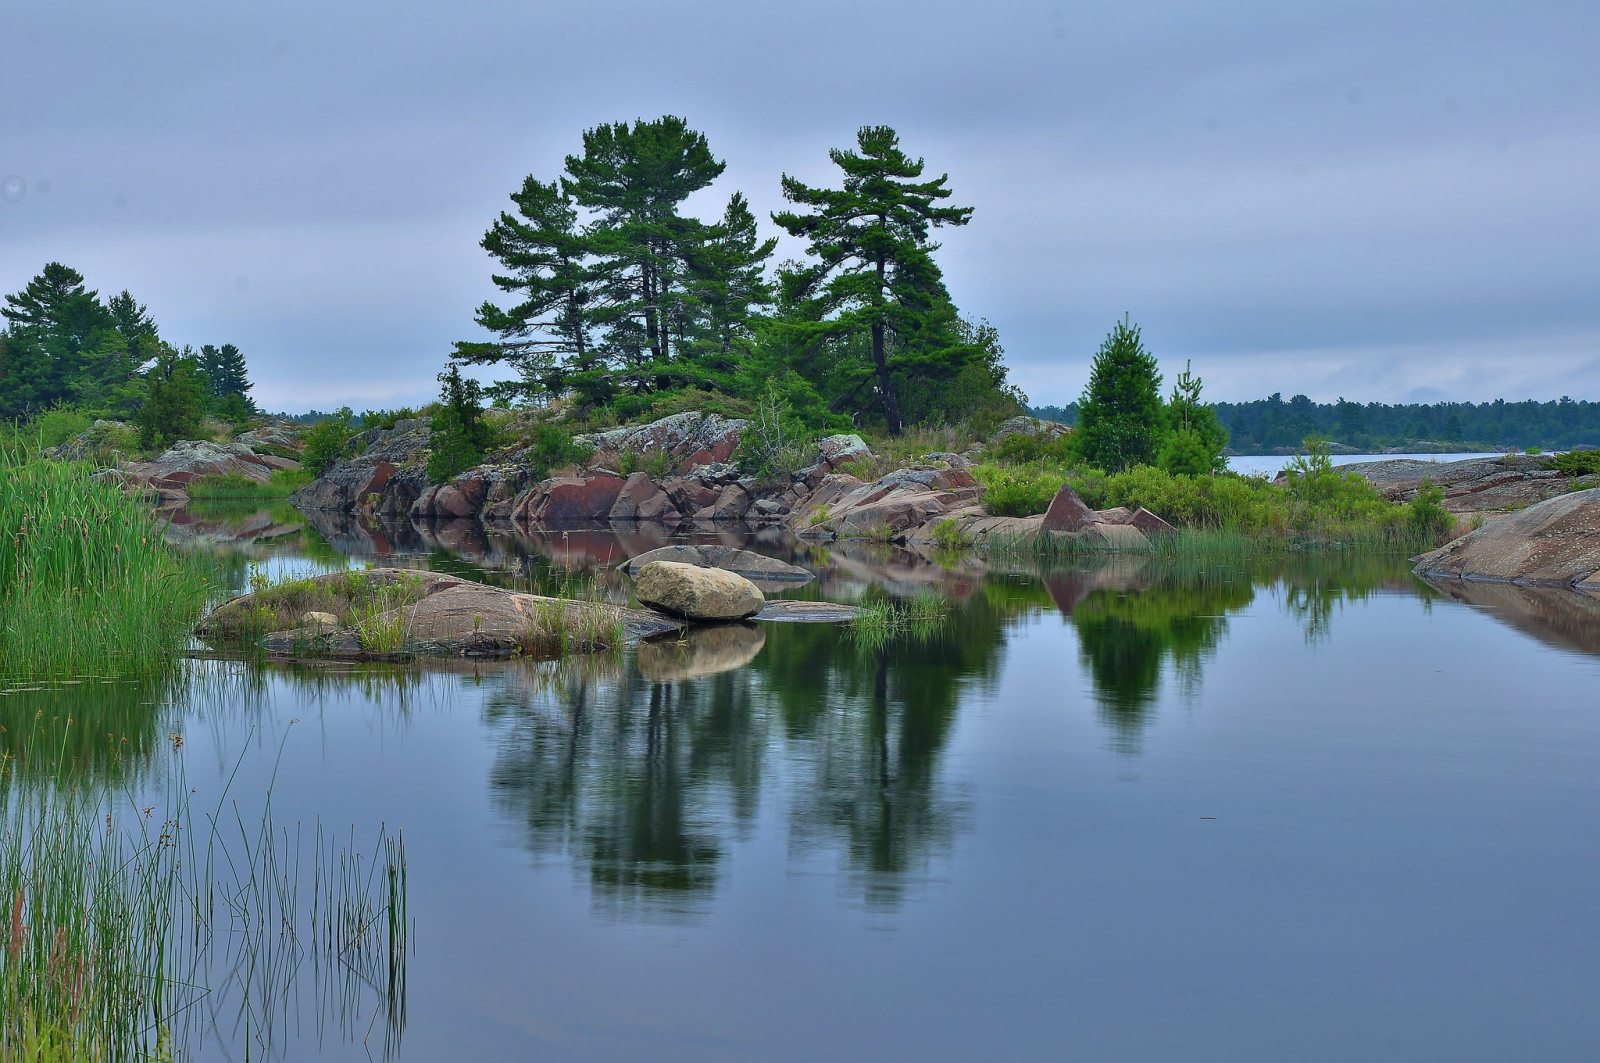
[634,560,765,620]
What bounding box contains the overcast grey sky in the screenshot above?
[2,0,1596,411]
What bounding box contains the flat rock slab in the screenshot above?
[1413,487,1600,589]
[752,600,861,622]
[623,544,814,583]
[202,566,683,658]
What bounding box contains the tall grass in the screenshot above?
[847,589,951,651]
[0,450,214,680]
[0,729,409,1060]
[184,468,312,500]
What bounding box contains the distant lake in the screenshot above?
[1227,452,1502,477]
[12,513,1600,1062]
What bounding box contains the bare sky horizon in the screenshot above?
[2,1,1596,412]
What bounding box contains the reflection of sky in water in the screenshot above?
[1225,451,1502,477]
[10,535,1600,1062]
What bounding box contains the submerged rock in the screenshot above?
[1412,487,1600,590]
[633,560,765,620]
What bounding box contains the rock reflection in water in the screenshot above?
[1422,577,1600,658]
[636,624,766,682]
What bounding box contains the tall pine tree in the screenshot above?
[0,263,117,415]
[771,126,974,434]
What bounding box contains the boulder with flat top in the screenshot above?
[633,560,766,620]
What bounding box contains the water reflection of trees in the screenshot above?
[480,587,1030,916]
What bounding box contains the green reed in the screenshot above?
[847,588,951,651]
[0,451,215,680]
[0,728,410,1061]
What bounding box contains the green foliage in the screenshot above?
[301,407,354,476]
[428,366,495,483]
[1550,449,1600,476]
[992,427,1073,466]
[1074,316,1164,472]
[185,467,312,500]
[0,448,214,678]
[974,466,1063,517]
[932,518,973,550]
[134,349,207,450]
[197,342,253,410]
[1406,480,1455,539]
[358,406,420,431]
[1158,360,1227,475]
[735,386,812,483]
[30,404,91,450]
[1216,394,1600,452]
[521,422,594,480]
[771,125,980,435]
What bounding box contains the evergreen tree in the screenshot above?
[563,116,725,388]
[135,349,207,450]
[771,125,974,434]
[1075,317,1165,472]
[428,366,494,482]
[1157,359,1227,475]
[686,192,777,362]
[455,175,598,405]
[105,290,157,346]
[0,263,117,415]
[198,343,253,406]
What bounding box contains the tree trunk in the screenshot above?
[873,251,902,434]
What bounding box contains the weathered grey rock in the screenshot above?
[290,419,431,513]
[1094,506,1134,524]
[752,600,862,622]
[1413,488,1600,589]
[991,416,1071,441]
[633,560,765,620]
[575,411,749,472]
[711,483,752,522]
[234,423,303,452]
[301,611,339,629]
[1315,454,1592,513]
[1041,484,1097,532]
[608,472,663,520]
[1074,523,1150,550]
[624,545,813,584]
[752,498,786,516]
[122,439,295,490]
[636,623,766,681]
[816,433,872,465]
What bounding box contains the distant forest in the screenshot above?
[1030,394,1600,452]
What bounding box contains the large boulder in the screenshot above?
[575,411,749,473]
[990,416,1071,442]
[1041,484,1097,532]
[633,560,765,620]
[527,474,626,524]
[1413,487,1600,590]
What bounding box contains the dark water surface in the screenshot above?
[13,509,1600,1062]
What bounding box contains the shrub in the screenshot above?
[735,387,812,484]
[31,404,91,450]
[523,423,593,480]
[301,408,354,476]
[428,367,495,483]
[1550,450,1600,476]
[975,466,1063,517]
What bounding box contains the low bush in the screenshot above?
[1550,450,1600,476]
[301,409,354,476]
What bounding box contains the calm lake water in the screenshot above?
[1225,452,1502,477]
[10,508,1600,1062]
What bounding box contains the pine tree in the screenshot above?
[562,117,725,388]
[688,192,777,362]
[771,126,974,434]
[1075,317,1165,472]
[455,176,597,405]
[0,263,119,415]
[135,349,207,450]
[1157,359,1228,475]
[198,344,253,405]
[105,290,157,345]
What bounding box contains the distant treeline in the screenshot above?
[1029,395,1600,452]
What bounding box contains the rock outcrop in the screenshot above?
[118,439,301,493]
[633,560,766,620]
[1308,454,1597,513]
[289,417,431,516]
[1413,487,1600,591]
[576,411,748,470]
[199,567,684,658]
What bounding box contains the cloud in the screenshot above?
[1,0,1595,408]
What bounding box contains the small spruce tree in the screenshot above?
[1158,359,1228,475]
[1074,316,1165,472]
[428,366,493,482]
[135,349,207,450]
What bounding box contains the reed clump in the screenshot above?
[0,450,214,680]
[847,588,951,650]
[0,729,410,1060]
